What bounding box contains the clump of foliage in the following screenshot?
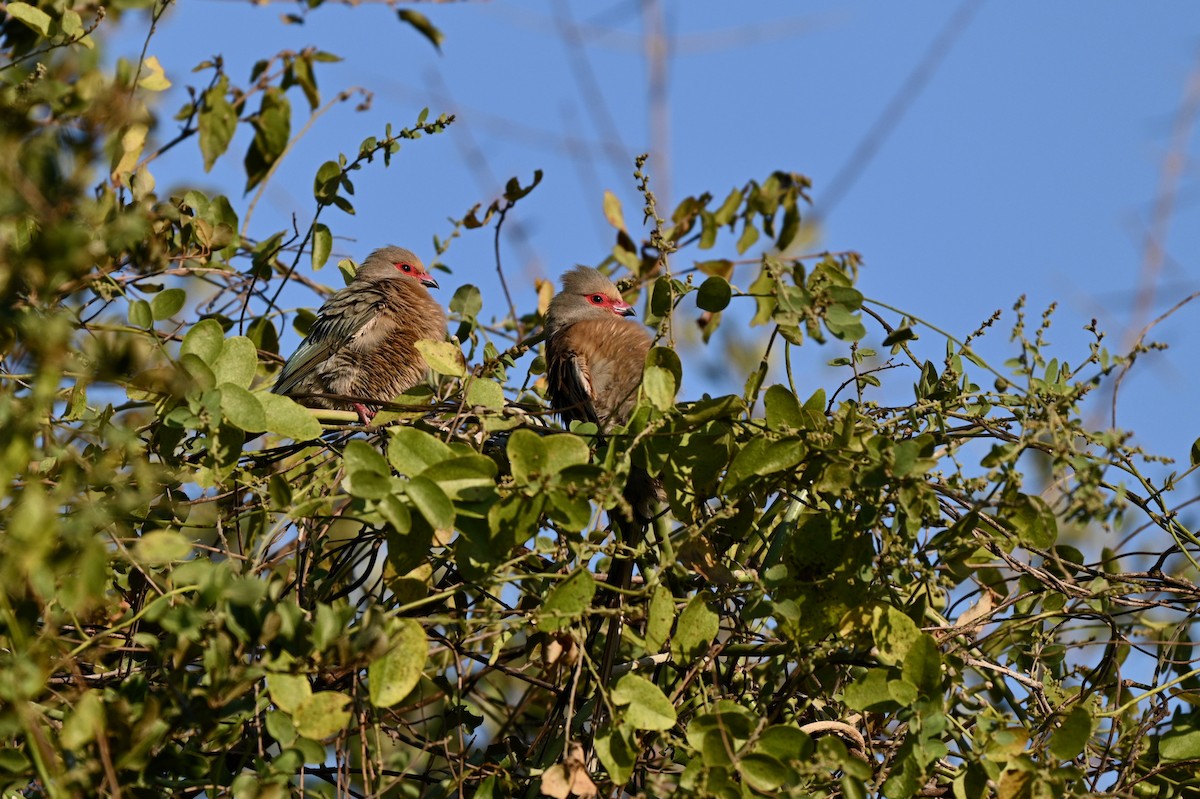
[2,3,1199,798]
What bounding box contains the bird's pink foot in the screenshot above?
[354,403,377,425]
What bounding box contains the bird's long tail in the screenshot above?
[594,464,659,702]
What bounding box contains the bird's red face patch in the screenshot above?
[587,292,634,317]
[394,261,439,289]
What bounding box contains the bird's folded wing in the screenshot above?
[548,341,602,428]
[272,290,381,396]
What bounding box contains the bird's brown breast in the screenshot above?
[547,316,652,430]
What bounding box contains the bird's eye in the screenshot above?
[590,294,604,304]
[396,262,413,273]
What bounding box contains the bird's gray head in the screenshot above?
[354,246,440,289]
[546,266,635,332]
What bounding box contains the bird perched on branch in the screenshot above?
[544,267,650,436]
[272,245,446,423]
[544,266,660,686]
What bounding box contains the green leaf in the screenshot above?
[754,725,813,763]
[129,299,153,329]
[151,288,186,320]
[264,711,296,748]
[714,187,743,226]
[291,52,320,110]
[343,439,389,476]
[199,80,237,171]
[1049,705,1093,760]
[697,259,733,280]
[612,674,676,731]
[737,220,759,254]
[180,359,217,399]
[671,595,718,663]
[258,392,322,441]
[466,378,504,410]
[764,385,804,431]
[343,470,392,500]
[547,490,591,532]
[422,456,498,502]
[645,585,674,654]
[595,724,637,785]
[368,618,427,708]
[450,284,483,318]
[696,276,732,312]
[503,169,542,202]
[540,433,591,474]
[1160,728,1200,762]
[643,366,675,412]
[397,9,444,52]
[0,748,30,774]
[60,8,82,36]
[293,691,351,740]
[888,678,918,707]
[247,317,278,356]
[721,437,805,492]
[219,383,267,432]
[267,673,312,715]
[415,339,465,377]
[1002,493,1058,549]
[388,427,453,475]
[404,475,454,535]
[842,668,897,712]
[60,691,104,750]
[134,530,192,565]
[649,275,672,321]
[244,88,291,192]
[738,753,789,793]
[212,336,258,388]
[311,223,332,270]
[686,702,757,750]
[6,2,52,36]
[901,633,942,696]
[643,346,682,412]
[313,160,341,203]
[343,440,394,498]
[882,325,917,348]
[872,605,921,667]
[507,429,547,485]
[824,305,867,341]
[537,569,597,632]
[377,494,412,533]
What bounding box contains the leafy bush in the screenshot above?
[2,4,1199,798]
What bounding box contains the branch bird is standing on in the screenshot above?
[272,245,447,423]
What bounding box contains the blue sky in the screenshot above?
[119,1,1200,472]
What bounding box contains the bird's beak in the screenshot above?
[615,300,635,317]
[420,274,440,290]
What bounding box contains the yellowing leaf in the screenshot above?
[138,56,172,92]
[292,691,351,740]
[536,277,555,317]
[134,530,192,565]
[415,339,466,377]
[111,124,147,183]
[267,673,312,715]
[603,190,626,231]
[368,619,427,708]
[6,2,52,36]
[612,674,676,731]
